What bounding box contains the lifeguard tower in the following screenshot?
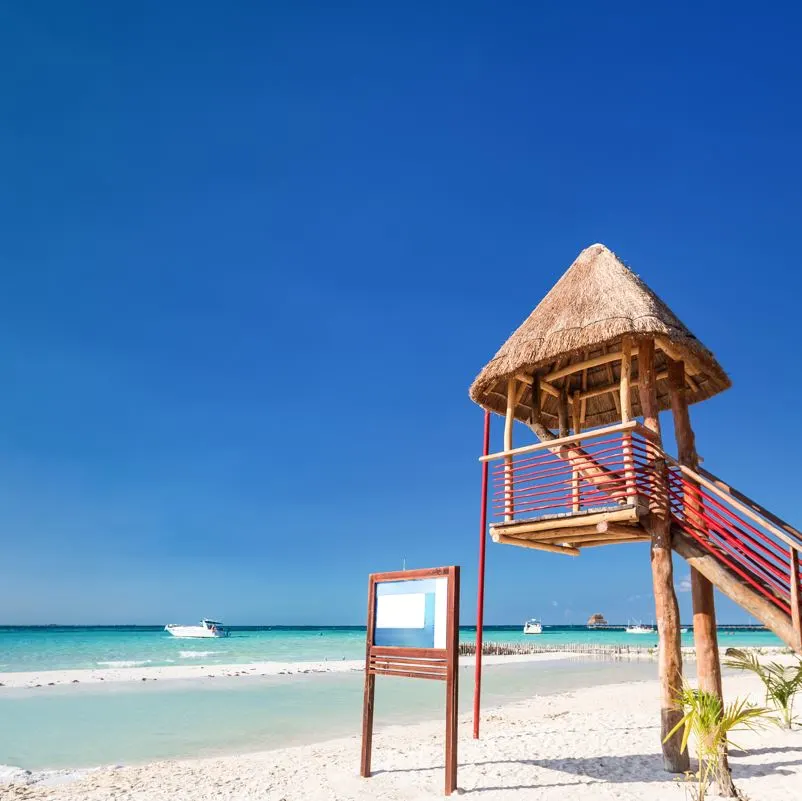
[469,244,802,775]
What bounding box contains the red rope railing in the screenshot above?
[486,426,801,623]
[668,468,798,615]
[489,430,653,519]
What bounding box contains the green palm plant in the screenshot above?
[724,648,802,729]
[665,686,770,801]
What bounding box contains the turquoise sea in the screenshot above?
[2,659,692,771]
[0,624,782,673]
[0,625,783,772]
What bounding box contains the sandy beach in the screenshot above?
[3,666,800,801]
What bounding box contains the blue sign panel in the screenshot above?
[373,577,448,648]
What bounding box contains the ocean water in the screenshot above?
[1,658,685,771]
[0,625,782,673]
[0,626,774,772]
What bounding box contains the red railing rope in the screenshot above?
[488,429,798,621]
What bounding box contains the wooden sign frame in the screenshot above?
[360,565,460,795]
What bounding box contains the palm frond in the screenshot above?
[723,648,764,677]
[720,697,771,737]
[725,650,802,729]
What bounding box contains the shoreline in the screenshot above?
[0,646,792,690]
[2,670,799,800]
[0,652,581,690]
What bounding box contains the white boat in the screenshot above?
[625,621,654,634]
[164,619,229,638]
[523,618,543,634]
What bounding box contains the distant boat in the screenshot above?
[587,613,608,628]
[625,621,654,634]
[165,619,229,638]
[523,618,543,634]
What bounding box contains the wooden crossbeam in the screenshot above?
[514,339,697,404]
[490,507,639,537]
[654,336,704,377]
[480,421,658,462]
[579,371,669,402]
[575,536,650,548]
[530,522,641,543]
[544,348,639,382]
[493,534,579,556]
[514,372,560,399]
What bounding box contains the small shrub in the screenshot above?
[724,648,802,729]
[665,685,769,801]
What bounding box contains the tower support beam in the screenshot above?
[668,358,735,794]
[638,337,689,774]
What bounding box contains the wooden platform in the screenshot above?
[490,504,648,556]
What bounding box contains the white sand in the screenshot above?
[2,669,800,800]
[0,653,574,689]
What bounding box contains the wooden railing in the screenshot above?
[481,423,802,644]
[481,422,660,523]
[666,458,802,630]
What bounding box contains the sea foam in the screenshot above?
[96,660,153,668]
[179,651,216,659]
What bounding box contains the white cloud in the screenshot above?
[678,576,692,593]
[551,600,559,607]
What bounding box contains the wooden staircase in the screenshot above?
[485,422,802,652]
[667,463,801,650]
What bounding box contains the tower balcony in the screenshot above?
[482,422,661,555]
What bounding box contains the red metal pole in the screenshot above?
[473,410,491,739]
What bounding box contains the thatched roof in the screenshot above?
[469,244,730,429]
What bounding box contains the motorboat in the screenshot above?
[625,621,654,634]
[523,618,543,634]
[164,619,229,638]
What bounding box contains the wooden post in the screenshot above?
[445,566,460,795]
[360,575,377,778]
[604,343,621,416]
[638,338,688,774]
[620,337,632,421]
[791,548,802,654]
[668,359,725,696]
[558,382,569,438]
[504,378,516,521]
[620,337,635,500]
[580,358,589,425]
[572,392,581,512]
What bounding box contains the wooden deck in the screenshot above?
[490,504,648,556]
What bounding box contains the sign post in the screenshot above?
[360,565,460,795]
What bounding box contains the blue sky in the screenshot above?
[1,2,800,625]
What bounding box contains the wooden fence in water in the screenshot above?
[459,641,659,657]
[459,641,788,657]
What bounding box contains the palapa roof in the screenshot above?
[469,244,730,429]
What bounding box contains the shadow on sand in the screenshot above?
[374,746,802,793]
